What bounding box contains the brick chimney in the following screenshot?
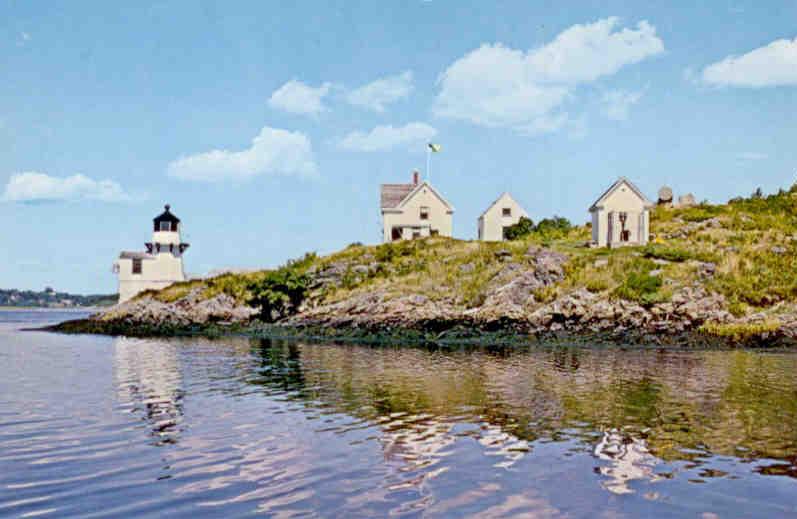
[412,170,420,185]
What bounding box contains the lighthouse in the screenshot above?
[114,204,190,303]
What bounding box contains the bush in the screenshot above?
[503,217,535,240]
[642,245,691,263]
[246,253,316,322]
[612,258,667,305]
[614,271,664,305]
[535,216,572,236]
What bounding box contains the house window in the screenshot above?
[502,207,512,217]
[159,221,173,232]
[420,206,430,220]
[391,227,402,241]
[430,229,439,236]
[132,258,143,275]
[412,231,421,239]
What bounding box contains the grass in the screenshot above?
[699,321,781,341]
[132,182,797,325]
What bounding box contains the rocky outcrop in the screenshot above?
[478,246,568,319]
[523,286,731,335]
[60,242,788,346]
[97,288,257,327]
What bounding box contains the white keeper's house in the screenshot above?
[380,171,454,242]
[589,177,653,248]
[113,204,190,303]
[477,192,528,241]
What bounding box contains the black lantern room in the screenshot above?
[153,204,180,232]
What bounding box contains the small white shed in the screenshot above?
[589,178,653,248]
[477,192,528,241]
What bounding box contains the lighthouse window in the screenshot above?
[159,221,173,232]
[132,258,143,275]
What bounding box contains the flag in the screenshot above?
[428,143,442,153]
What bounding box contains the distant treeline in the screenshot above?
[0,288,117,308]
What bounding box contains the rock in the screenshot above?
[594,259,609,268]
[649,269,663,277]
[658,186,673,205]
[688,261,716,278]
[665,217,722,240]
[459,262,475,273]
[495,249,512,261]
[352,265,370,275]
[677,193,697,207]
[479,247,568,317]
[772,246,787,255]
[651,258,670,266]
[96,288,258,327]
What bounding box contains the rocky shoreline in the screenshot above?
[46,244,797,348]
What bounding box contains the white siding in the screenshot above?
[478,193,528,242]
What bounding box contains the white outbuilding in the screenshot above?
[113,205,190,303]
[589,178,653,248]
[477,192,529,241]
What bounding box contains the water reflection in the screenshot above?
[242,341,797,489]
[5,323,797,517]
[114,337,184,444]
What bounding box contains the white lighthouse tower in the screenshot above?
[114,204,190,303]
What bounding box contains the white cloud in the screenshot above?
[433,17,663,134]
[167,126,318,181]
[601,89,643,120]
[346,71,414,112]
[702,37,797,87]
[2,172,130,202]
[268,80,331,115]
[339,123,437,152]
[737,152,768,161]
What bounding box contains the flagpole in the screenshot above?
[426,145,431,184]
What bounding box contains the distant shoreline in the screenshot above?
[0,306,101,311]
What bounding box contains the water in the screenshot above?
[1,311,797,518]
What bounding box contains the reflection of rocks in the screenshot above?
[594,430,661,494]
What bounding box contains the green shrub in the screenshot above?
[246,253,316,322]
[680,205,723,223]
[534,216,572,237]
[503,217,535,240]
[642,245,691,262]
[614,271,664,305]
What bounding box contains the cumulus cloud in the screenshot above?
[346,71,414,112]
[433,17,663,134]
[268,80,332,115]
[167,126,318,181]
[2,172,130,202]
[702,37,797,87]
[339,122,437,152]
[601,89,644,120]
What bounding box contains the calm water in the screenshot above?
[1,311,797,518]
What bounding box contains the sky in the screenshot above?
[2,1,796,294]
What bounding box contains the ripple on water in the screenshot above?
[2,323,797,517]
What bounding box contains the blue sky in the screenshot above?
[2,1,796,293]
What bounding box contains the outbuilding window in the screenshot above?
[132,258,143,275]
